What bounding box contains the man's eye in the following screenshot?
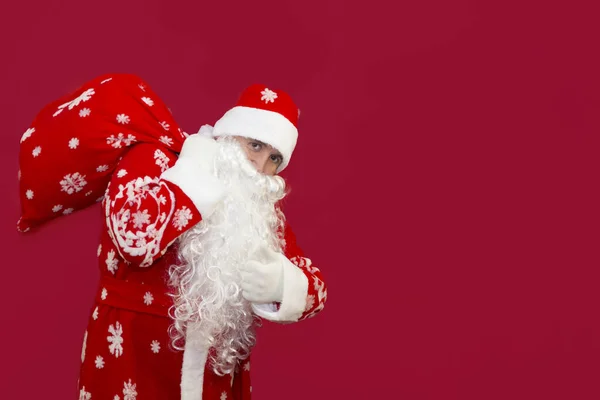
[270,154,283,164]
[249,142,262,151]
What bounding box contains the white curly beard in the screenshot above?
[168,136,287,375]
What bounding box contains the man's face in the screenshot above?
[233,136,283,176]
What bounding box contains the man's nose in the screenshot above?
[249,155,268,174]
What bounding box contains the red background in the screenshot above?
[1,0,599,399]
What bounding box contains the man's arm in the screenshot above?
[104,136,225,267]
[250,223,328,323]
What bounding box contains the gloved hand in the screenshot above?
[177,132,220,175]
[240,245,286,304]
[161,132,226,219]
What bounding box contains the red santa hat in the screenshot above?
[212,84,300,172]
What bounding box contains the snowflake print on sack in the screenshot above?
[69,138,80,149]
[141,97,154,107]
[97,244,102,257]
[151,340,160,354]
[138,84,146,92]
[160,121,170,131]
[221,392,228,400]
[117,169,128,178]
[154,150,170,172]
[53,88,95,117]
[92,306,99,320]
[261,88,278,103]
[79,386,92,400]
[116,114,130,124]
[101,77,113,84]
[107,322,124,358]
[107,133,137,149]
[101,288,108,300]
[143,291,154,305]
[25,190,34,200]
[79,108,91,118]
[95,355,105,369]
[243,361,250,371]
[52,204,63,213]
[123,379,138,400]
[63,208,74,215]
[85,190,93,197]
[21,127,35,143]
[60,172,87,194]
[159,136,173,147]
[106,250,119,274]
[32,146,41,157]
[97,165,109,173]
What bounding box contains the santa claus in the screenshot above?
[72,83,328,399]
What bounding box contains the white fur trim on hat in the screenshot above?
[212,106,298,172]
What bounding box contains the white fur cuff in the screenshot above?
[252,258,308,322]
[161,158,226,219]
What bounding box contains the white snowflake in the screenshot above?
[260,88,278,103]
[101,288,108,300]
[79,386,92,400]
[220,392,228,400]
[69,137,80,149]
[95,355,105,369]
[85,191,93,196]
[32,146,41,157]
[150,340,160,354]
[97,244,102,257]
[25,190,34,200]
[117,169,128,178]
[138,84,146,92]
[79,108,91,118]
[101,77,113,84]
[96,165,109,173]
[96,195,105,203]
[159,136,173,147]
[141,97,154,107]
[21,127,35,143]
[116,114,130,124]
[106,250,119,274]
[160,121,170,131]
[114,396,120,400]
[107,133,136,149]
[107,322,124,358]
[123,379,137,400]
[63,208,74,215]
[92,306,99,320]
[143,291,154,306]
[81,331,88,363]
[60,172,87,194]
[132,209,151,229]
[52,204,63,213]
[153,150,170,172]
[173,207,193,231]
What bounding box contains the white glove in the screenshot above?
[161,133,226,219]
[240,246,285,304]
[177,133,220,174]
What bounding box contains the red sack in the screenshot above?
[17,73,187,232]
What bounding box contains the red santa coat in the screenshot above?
[77,140,328,400]
[15,73,326,399]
